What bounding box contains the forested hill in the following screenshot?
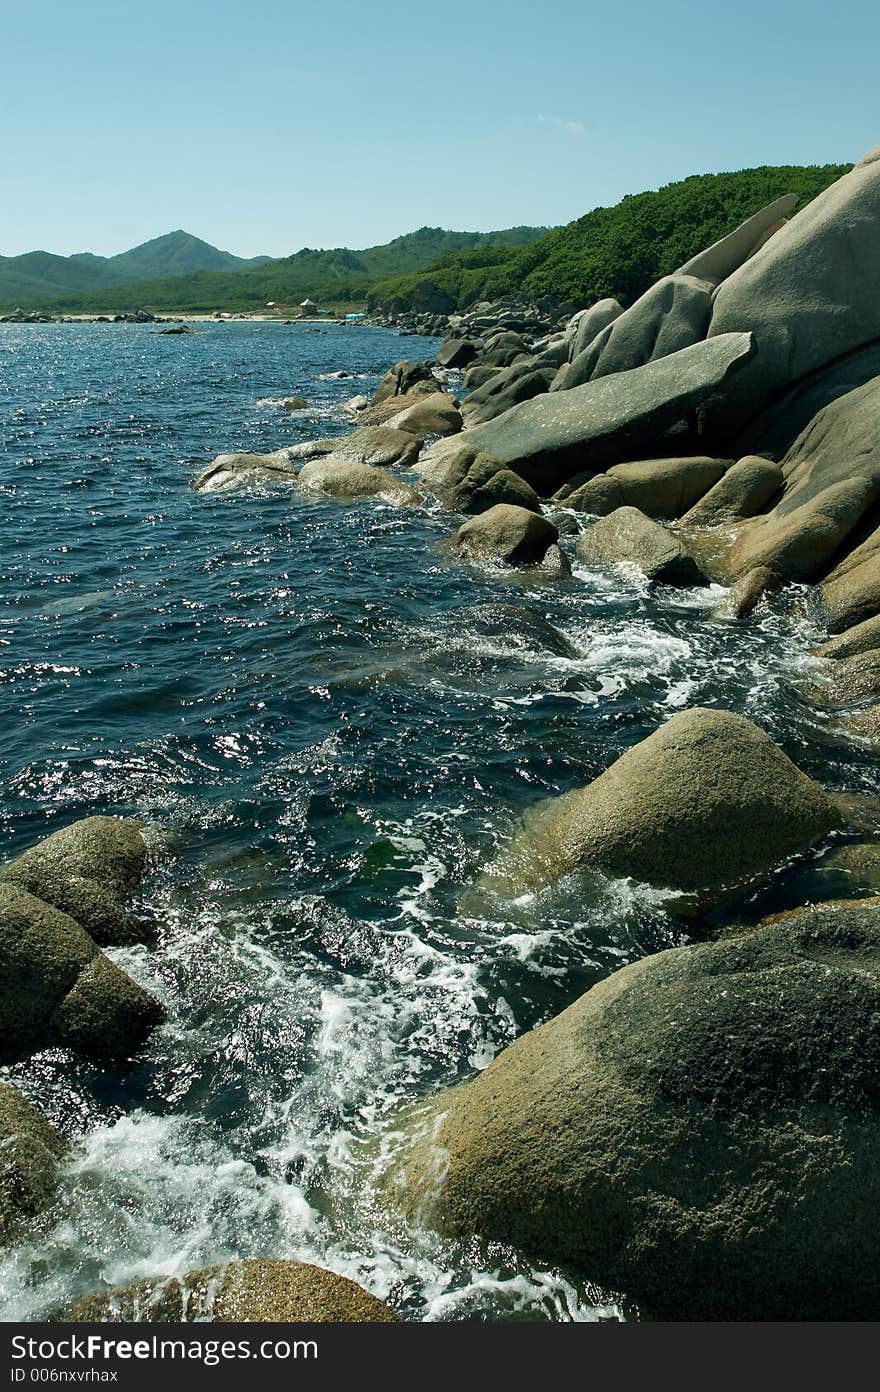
[0,231,271,305]
[1,226,549,313]
[368,164,849,312]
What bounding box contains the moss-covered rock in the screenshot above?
[53,953,164,1060]
[1,816,150,947]
[0,884,163,1063]
[66,1259,399,1323]
[0,1083,66,1247]
[386,899,880,1319]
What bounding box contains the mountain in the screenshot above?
[0,226,550,313]
[368,164,850,313]
[0,230,271,306]
[105,230,271,280]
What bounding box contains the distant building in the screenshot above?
[299,299,317,317]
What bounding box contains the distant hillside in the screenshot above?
[3,226,550,313]
[108,230,270,280]
[369,164,850,312]
[0,230,271,306]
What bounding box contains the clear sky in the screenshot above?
[2,0,878,259]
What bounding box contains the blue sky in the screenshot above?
[2,0,878,258]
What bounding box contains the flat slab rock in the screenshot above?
[462,332,755,493]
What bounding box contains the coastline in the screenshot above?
[3,148,880,1325]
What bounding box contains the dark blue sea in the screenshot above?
[0,321,873,1320]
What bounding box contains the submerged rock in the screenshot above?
[0,816,150,947]
[447,505,558,567]
[457,604,577,658]
[193,451,298,492]
[479,706,842,912]
[714,565,781,620]
[838,706,880,742]
[0,884,163,1063]
[575,507,706,586]
[386,897,880,1319]
[0,1083,66,1247]
[298,458,420,506]
[67,1259,398,1322]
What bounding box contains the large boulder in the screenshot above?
[575,507,706,586]
[680,455,782,527]
[823,529,880,632]
[385,392,462,439]
[67,1259,398,1322]
[193,452,297,493]
[462,362,500,391]
[282,426,420,469]
[0,884,163,1063]
[313,425,420,468]
[773,371,880,516]
[553,274,714,391]
[298,459,420,507]
[701,151,880,439]
[564,298,625,358]
[816,613,880,660]
[566,456,726,519]
[478,707,843,912]
[424,446,542,515]
[678,191,799,286]
[371,359,436,405]
[458,333,755,494]
[811,649,880,708]
[725,476,880,583]
[447,505,558,567]
[1,817,149,947]
[435,339,480,369]
[0,1083,66,1246]
[386,898,880,1319]
[463,363,556,425]
[740,337,880,463]
[356,381,443,425]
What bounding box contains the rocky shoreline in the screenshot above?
[4,145,880,1322]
